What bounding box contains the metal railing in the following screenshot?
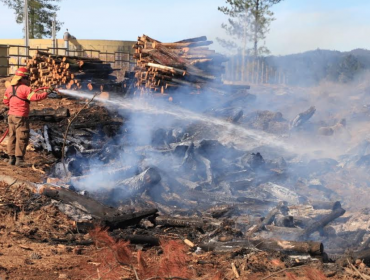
[0,44,136,76]
[0,44,30,76]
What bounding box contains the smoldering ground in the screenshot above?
[57,69,370,212]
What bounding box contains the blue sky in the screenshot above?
[0,0,369,55]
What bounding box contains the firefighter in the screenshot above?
[3,67,54,166]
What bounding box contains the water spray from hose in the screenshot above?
[57,89,293,152]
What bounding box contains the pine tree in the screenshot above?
[0,0,63,39]
[217,0,252,80]
[218,0,283,57]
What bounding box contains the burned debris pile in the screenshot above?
[132,35,248,95]
[19,94,368,278]
[26,50,120,92]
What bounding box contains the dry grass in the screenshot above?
[305,267,328,280]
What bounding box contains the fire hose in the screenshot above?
[0,86,56,144]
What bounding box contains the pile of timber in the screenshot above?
[132,35,234,94]
[26,50,115,90]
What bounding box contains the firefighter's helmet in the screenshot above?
[10,67,30,86]
[14,67,30,77]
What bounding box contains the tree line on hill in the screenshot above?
[265,48,367,86]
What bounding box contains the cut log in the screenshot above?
[251,239,323,255]
[175,36,207,43]
[155,216,204,228]
[29,107,70,121]
[298,207,346,240]
[199,239,323,256]
[154,41,213,49]
[39,184,158,229]
[103,209,158,230]
[132,34,248,96]
[147,62,186,75]
[310,201,342,210]
[38,184,117,218]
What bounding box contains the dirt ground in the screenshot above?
[0,179,349,280]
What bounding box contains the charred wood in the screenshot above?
[199,239,323,255]
[251,239,323,256]
[71,120,124,129]
[247,201,288,237]
[207,205,236,218]
[113,234,160,246]
[310,201,342,210]
[359,236,370,251]
[112,167,161,196]
[274,214,294,227]
[43,125,52,152]
[289,106,316,130]
[298,207,346,240]
[155,216,205,228]
[103,209,158,230]
[29,107,70,121]
[354,249,370,266]
[38,184,117,219]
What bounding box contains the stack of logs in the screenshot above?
[26,50,114,90]
[132,35,230,94]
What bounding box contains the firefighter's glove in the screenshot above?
[47,86,55,94]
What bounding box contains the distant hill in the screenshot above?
[265,48,369,86]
